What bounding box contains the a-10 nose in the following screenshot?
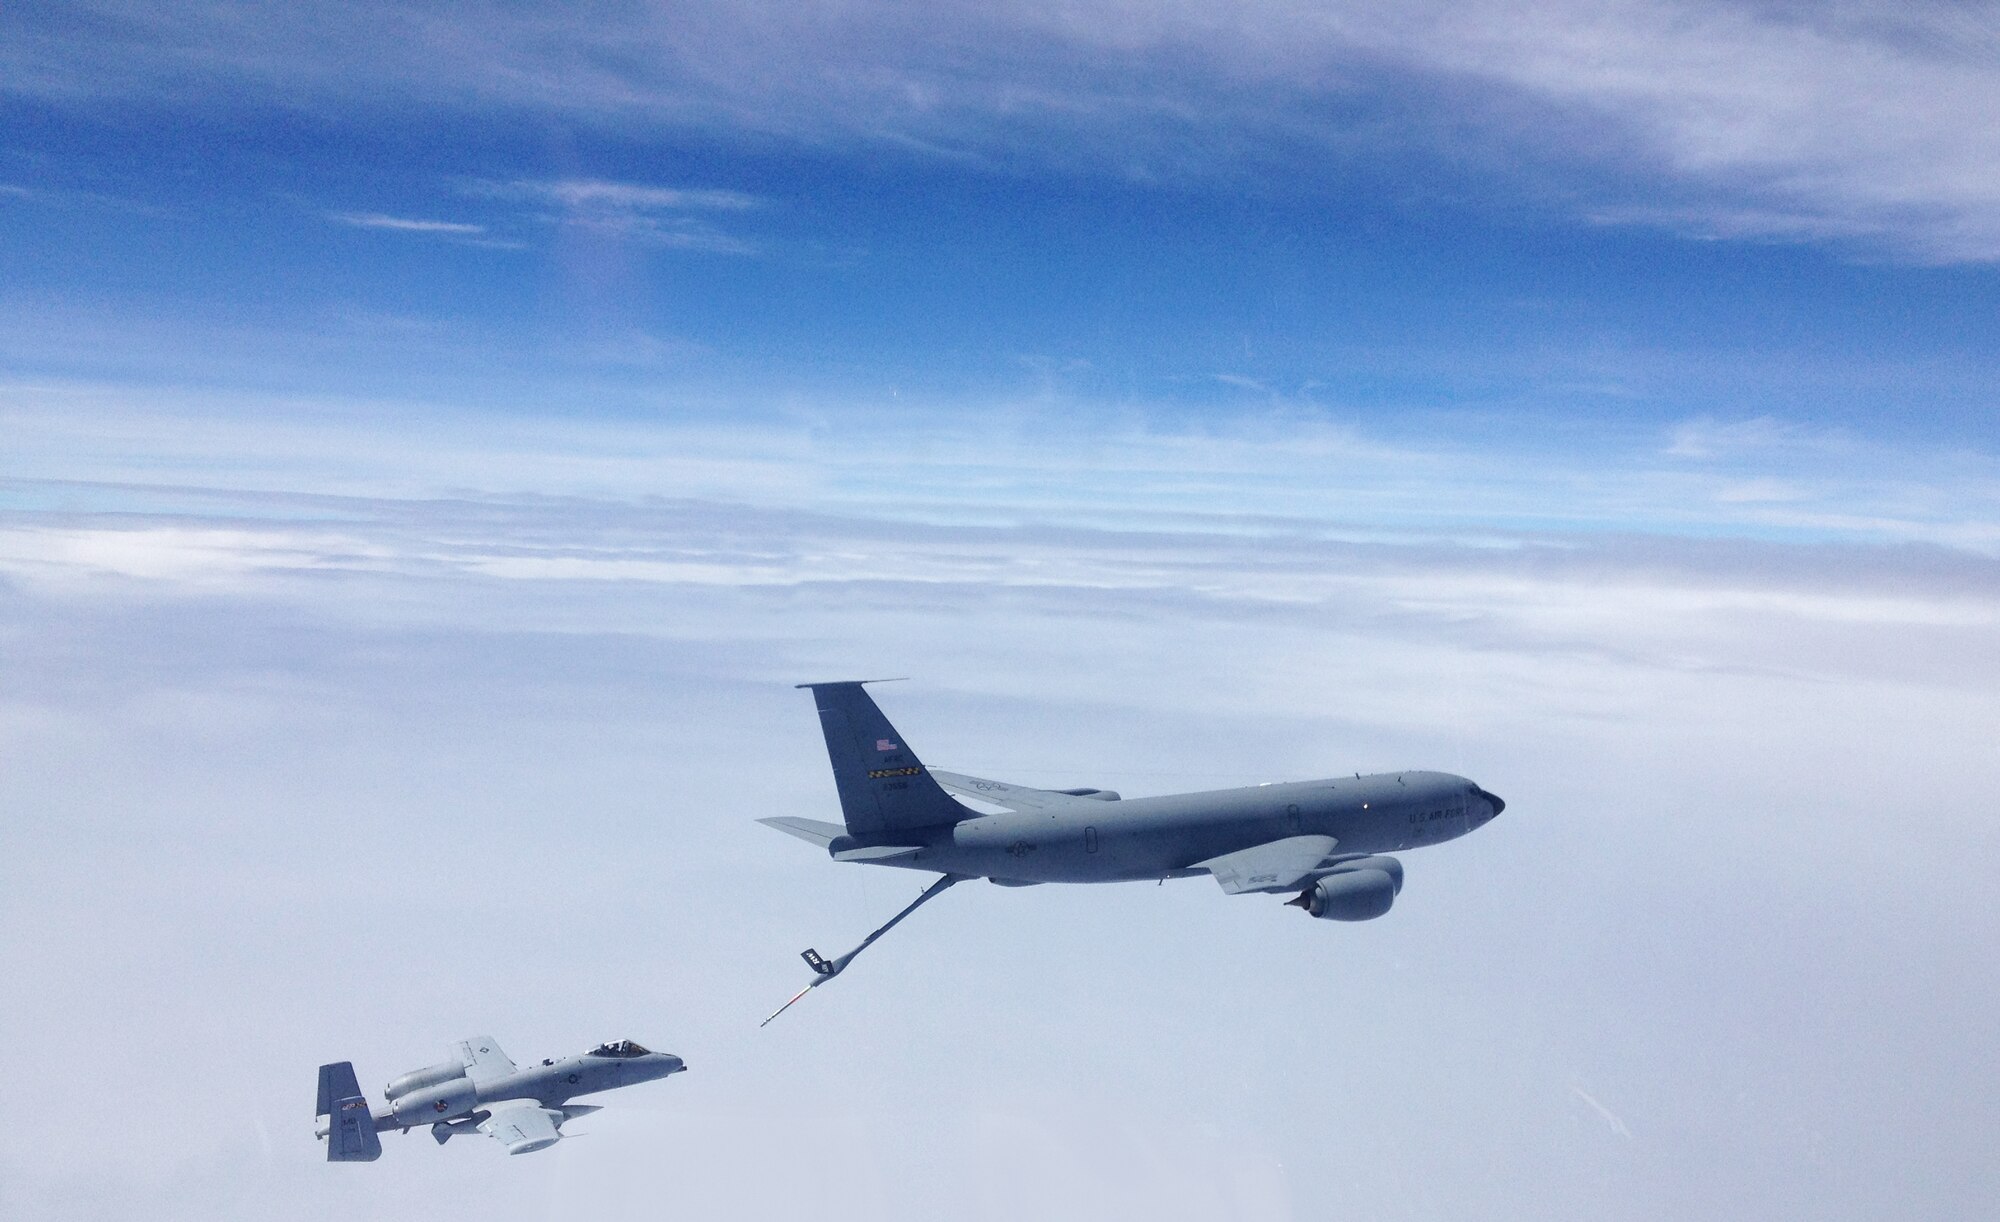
[651,1054,687,1076]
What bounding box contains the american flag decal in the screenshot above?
[876,739,899,751]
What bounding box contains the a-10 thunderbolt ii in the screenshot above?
[315,1036,686,1159]
[760,681,1504,1023]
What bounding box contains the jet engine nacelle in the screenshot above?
[391,1075,479,1126]
[385,1061,465,1101]
[1291,857,1404,921]
[1054,788,1122,801]
[1331,855,1403,894]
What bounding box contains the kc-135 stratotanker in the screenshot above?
[762,680,1504,1024]
[315,1036,686,1159]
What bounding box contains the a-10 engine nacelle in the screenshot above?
[390,1075,479,1126]
[1289,856,1405,921]
[385,1061,465,1101]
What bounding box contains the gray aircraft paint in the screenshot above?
[770,681,1500,888]
[863,770,1491,884]
[314,1037,685,1159]
[759,681,1503,1019]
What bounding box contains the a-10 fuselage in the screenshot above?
[374,1044,685,1132]
[835,769,1500,884]
[317,1037,685,1159]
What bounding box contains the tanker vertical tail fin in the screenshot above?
[798,681,970,837]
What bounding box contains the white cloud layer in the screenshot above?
[4,378,1998,1219]
[7,378,2000,553]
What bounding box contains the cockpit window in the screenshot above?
[587,1040,651,1058]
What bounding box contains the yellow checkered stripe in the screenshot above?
[868,766,924,779]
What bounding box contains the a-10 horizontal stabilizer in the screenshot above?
[315,1062,382,1162]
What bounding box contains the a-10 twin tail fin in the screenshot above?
[315,1061,383,1162]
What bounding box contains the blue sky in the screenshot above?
[7,1,2000,445]
[4,5,2000,1221]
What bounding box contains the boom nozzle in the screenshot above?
[760,983,817,1028]
[759,873,965,1028]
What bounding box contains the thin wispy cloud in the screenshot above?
[11,2,2000,261]
[1663,416,1824,461]
[1569,1084,1634,1140]
[8,379,2000,562]
[503,179,760,213]
[466,177,762,253]
[325,210,486,235]
[0,179,168,217]
[10,487,1999,659]
[1387,1,2000,262]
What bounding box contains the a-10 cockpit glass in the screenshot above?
[588,1040,651,1058]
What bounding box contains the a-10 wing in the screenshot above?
[929,770,1105,812]
[477,1100,563,1155]
[452,1036,517,1085]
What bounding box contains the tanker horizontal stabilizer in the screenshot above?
[758,817,846,846]
[832,844,923,862]
[930,769,1105,812]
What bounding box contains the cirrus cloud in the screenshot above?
[9,1,2000,260]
